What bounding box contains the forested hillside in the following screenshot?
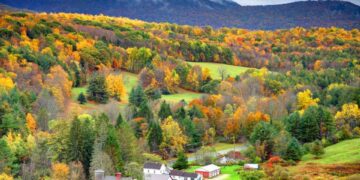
[0,11,359,179]
[1,0,359,29]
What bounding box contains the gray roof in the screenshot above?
[144,162,162,170]
[170,170,198,178]
[144,174,169,180]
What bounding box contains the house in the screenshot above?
[143,162,169,175]
[143,162,203,180]
[170,170,202,180]
[244,164,259,170]
[195,164,220,178]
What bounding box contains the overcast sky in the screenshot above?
[233,0,360,6]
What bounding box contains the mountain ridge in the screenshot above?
[0,0,359,29]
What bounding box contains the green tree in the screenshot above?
[283,137,303,161]
[0,138,15,174]
[115,113,124,127]
[158,101,172,120]
[147,122,163,152]
[67,116,95,177]
[77,92,87,104]
[129,85,147,107]
[117,121,140,163]
[250,122,277,161]
[172,151,189,170]
[310,140,324,158]
[87,74,109,104]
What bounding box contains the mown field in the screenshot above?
[187,62,255,79]
[301,138,360,164]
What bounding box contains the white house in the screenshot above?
[143,162,202,180]
[143,162,168,175]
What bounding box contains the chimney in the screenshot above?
[115,172,122,180]
[95,169,105,180]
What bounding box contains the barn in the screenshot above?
[195,164,220,178]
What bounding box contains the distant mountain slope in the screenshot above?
[0,0,359,29]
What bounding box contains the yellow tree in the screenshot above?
[160,116,187,155]
[52,162,70,180]
[335,103,360,130]
[164,68,180,94]
[0,75,15,92]
[296,89,319,110]
[105,74,126,101]
[26,113,37,134]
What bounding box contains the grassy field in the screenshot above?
[188,62,255,79]
[186,165,242,179]
[161,92,203,103]
[71,86,87,101]
[301,138,360,164]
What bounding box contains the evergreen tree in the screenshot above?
[147,122,163,152]
[77,92,87,104]
[299,106,321,143]
[129,85,147,107]
[137,101,153,121]
[67,116,95,177]
[117,121,140,163]
[87,74,109,104]
[115,113,124,127]
[0,138,15,173]
[174,106,187,120]
[284,112,301,140]
[250,122,277,160]
[188,106,204,119]
[283,137,303,161]
[310,140,324,157]
[172,151,189,170]
[158,101,172,120]
[178,117,201,149]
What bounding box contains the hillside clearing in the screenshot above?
[301,138,360,164]
[187,62,255,79]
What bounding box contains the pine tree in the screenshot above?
[77,92,87,104]
[158,101,172,120]
[174,106,186,120]
[188,106,204,119]
[68,117,95,177]
[87,74,109,104]
[299,106,321,142]
[147,122,163,152]
[283,137,303,161]
[115,113,124,127]
[137,101,153,121]
[0,138,15,173]
[129,85,147,107]
[172,151,189,170]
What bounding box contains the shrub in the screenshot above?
[310,140,324,158]
[238,169,265,180]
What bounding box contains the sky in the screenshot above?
[233,0,360,6]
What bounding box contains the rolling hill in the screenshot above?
[0,0,359,29]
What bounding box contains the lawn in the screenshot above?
[71,86,87,101]
[301,138,360,164]
[187,62,255,79]
[186,165,242,179]
[161,92,204,103]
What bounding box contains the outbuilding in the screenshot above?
[244,164,259,170]
[195,164,220,178]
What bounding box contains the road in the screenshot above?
[168,144,248,165]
